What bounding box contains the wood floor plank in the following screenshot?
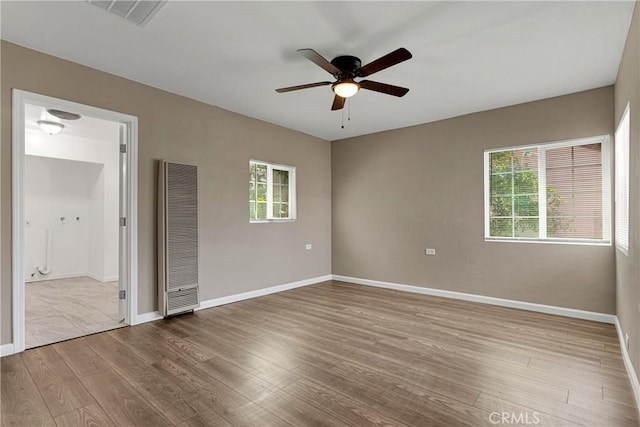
[176,409,233,427]
[107,322,213,366]
[473,393,581,426]
[79,369,172,427]
[192,314,333,371]
[283,377,410,427]
[604,386,639,408]
[2,280,637,426]
[21,346,95,418]
[528,356,631,390]
[1,354,56,427]
[183,331,299,388]
[568,389,639,424]
[85,333,197,425]
[150,355,253,418]
[478,381,637,427]
[199,356,279,401]
[256,389,347,427]
[54,403,115,427]
[294,362,494,426]
[218,401,291,427]
[53,337,112,379]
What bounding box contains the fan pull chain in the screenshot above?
[340,99,352,129]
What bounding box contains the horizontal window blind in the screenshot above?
[615,106,630,252]
[545,144,603,240]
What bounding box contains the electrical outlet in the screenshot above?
[425,248,436,255]
[625,333,630,350]
[305,244,312,250]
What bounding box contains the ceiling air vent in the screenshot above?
[88,0,167,27]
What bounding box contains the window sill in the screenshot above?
[615,245,629,255]
[485,237,611,246]
[250,219,297,224]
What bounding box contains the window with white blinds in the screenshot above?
[485,136,611,244]
[615,105,630,253]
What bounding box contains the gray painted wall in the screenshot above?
[614,1,640,386]
[1,42,332,344]
[332,86,615,314]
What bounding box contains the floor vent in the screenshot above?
[87,0,167,27]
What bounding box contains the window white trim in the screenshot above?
[615,104,630,254]
[484,135,611,245]
[538,150,548,239]
[249,159,297,223]
[486,135,607,153]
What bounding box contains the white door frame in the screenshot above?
[11,89,139,353]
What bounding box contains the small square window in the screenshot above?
[249,160,296,222]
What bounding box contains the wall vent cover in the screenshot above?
[158,160,199,316]
[87,1,167,27]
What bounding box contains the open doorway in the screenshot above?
[24,105,121,347]
[12,90,138,353]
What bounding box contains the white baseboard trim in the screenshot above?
[615,317,640,418]
[197,274,333,311]
[134,274,333,325]
[134,311,163,325]
[0,343,15,357]
[332,275,616,324]
[87,273,119,283]
[25,272,86,283]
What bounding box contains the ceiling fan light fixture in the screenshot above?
[276,47,411,110]
[37,120,64,135]
[332,80,360,98]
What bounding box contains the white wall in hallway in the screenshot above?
[25,156,99,280]
[25,126,120,282]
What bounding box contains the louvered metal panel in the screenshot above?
[87,0,167,27]
[167,287,199,313]
[158,161,199,316]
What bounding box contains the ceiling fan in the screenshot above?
[276,48,412,111]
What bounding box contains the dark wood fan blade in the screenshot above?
[298,49,341,76]
[275,81,332,93]
[357,48,412,77]
[360,80,409,97]
[331,95,346,111]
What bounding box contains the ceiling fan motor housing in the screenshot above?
[330,55,362,78]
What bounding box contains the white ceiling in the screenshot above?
[2,1,635,141]
[25,103,120,141]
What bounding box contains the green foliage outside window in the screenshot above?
[489,150,568,238]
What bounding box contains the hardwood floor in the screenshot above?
[2,280,638,426]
